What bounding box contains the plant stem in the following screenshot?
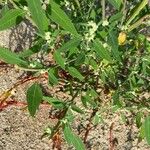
[15,65,47,72]
[128,14,150,32]
[74,0,81,9]
[9,0,18,8]
[121,0,127,27]
[125,0,148,26]
[49,89,81,139]
[101,0,106,21]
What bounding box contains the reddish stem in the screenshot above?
[83,109,98,143]
[0,99,51,111]
[109,122,114,150]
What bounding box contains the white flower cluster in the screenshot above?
[102,20,109,26]
[120,25,128,31]
[64,0,71,11]
[85,21,98,43]
[45,32,51,42]
[45,32,53,45]
[29,63,36,68]
[23,6,31,16]
[41,0,49,10]
[64,0,70,7]
[44,32,55,49]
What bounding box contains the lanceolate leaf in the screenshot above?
[0,9,25,31]
[57,38,81,52]
[75,52,85,66]
[107,0,122,10]
[48,0,78,36]
[48,69,58,85]
[26,0,49,35]
[0,5,9,17]
[26,83,43,117]
[54,51,65,69]
[43,96,65,109]
[63,124,73,145]
[0,47,28,66]
[109,12,123,22]
[93,39,112,62]
[63,123,86,150]
[144,116,150,144]
[71,105,84,114]
[108,31,121,61]
[126,0,148,26]
[68,67,84,81]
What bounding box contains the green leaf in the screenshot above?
[26,83,43,117]
[71,105,84,114]
[68,67,84,81]
[144,116,150,144]
[0,5,9,17]
[126,0,148,26]
[43,96,65,109]
[108,31,121,61]
[48,1,78,36]
[26,0,49,35]
[107,0,122,10]
[92,114,100,125]
[57,38,81,52]
[75,52,85,66]
[109,12,123,22]
[48,69,58,85]
[93,39,112,62]
[63,124,86,150]
[72,134,86,150]
[89,59,98,70]
[89,89,99,98]
[139,123,145,139]
[112,91,122,107]
[63,124,73,145]
[54,51,65,69]
[81,96,88,108]
[0,47,28,66]
[0,9,25,31]
[19,48,40,58]
[83,94,97,108]
[136,112,143,128]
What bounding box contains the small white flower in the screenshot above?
[45,32,51,41]
[4,0,8,4]
[45,127,51,134]
[23,6,31,16]
[84,21,98,43]
[29,63,36,68]
[102,20,109,26]
[36,58,41,63]
[40,70,47,74]
[103,43,108,48]
[23,6,28,11]
[45,32,52,44]
[61,119,68,124]
[88,21,98,31]
[94,71,99,76]
[121,25,128,31]
[64,0,70,7]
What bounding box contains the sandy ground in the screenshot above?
[0,21,150,150]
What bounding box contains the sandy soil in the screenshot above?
[0,21,150,150]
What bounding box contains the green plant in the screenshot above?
[0,0,150,149]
